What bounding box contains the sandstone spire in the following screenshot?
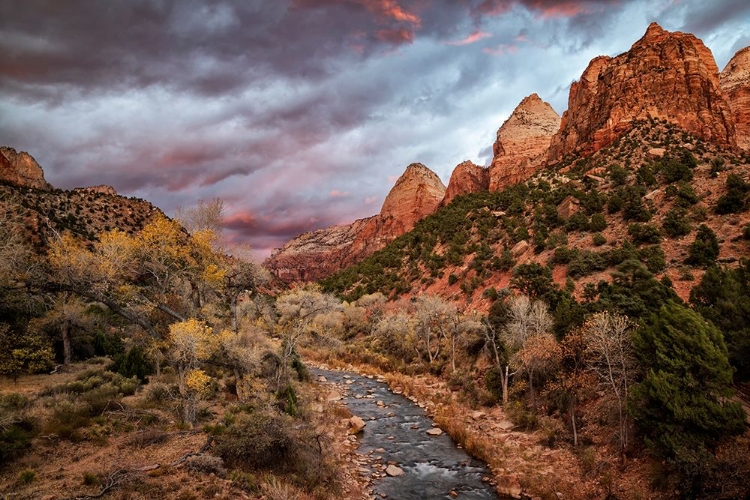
[721,46,750,150]
[489,93,560,191]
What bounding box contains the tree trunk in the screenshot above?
[451,334,456,372]
[571,398,578,447]
[61,321,72,365]
[502,365,509,406]
[528,370,535,409]
[230,293,238,334]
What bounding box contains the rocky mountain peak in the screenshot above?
[489,93,561,191]
[0,147,52,191]
[548,23,735,160]
[380,162,446,222]
[721,45,750,150]
[641,21,667,41]
[441,160,489,207]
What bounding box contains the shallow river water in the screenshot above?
[312,368,501,500]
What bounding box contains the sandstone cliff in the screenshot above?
[264,217,375,283]
[441,160,490,206]
[489,94,560,191]
[721,46,750,150]
[548,22,736,160]
[265,163,446,283]
[0,147,51,191]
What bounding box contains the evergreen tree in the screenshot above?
[631,302,745,490]
[690,262,750,381]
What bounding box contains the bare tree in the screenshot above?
[175,198,225,236]
[583,311,636,457]
[505,295,557,409]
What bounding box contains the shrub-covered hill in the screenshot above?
[321,119,750,311]
[0,181,163,251]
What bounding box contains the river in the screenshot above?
[312,367,502,500]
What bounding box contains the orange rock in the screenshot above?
[0,146,51,191]
[265,163,446,284]
[548,22,737,160]
[440,160,489,207]
[721,46,750,150]
[489,93,560,192]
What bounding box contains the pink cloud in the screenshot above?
[330,189,350,197]
[376,28,414,44]
[364,196,378,204]
[482,43,519,56]
[446,30,492,46]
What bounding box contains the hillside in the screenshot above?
[0,148,164,252]
[321,120,750,308]
[266,23,750,286]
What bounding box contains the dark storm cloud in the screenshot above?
[0,0,745,257]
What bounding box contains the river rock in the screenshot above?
[426,427,443,436]
[496,474,523,499]
[349,416,366,433]
[471,411,486,420]
[317,375,327,382]
[385,465,404,477]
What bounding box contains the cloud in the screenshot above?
[447,30,492,46]
[0,0,743,257]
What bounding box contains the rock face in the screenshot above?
[548,23,736,160]
[265,163,446,284]
[0,147,51,191]
[264,217,375,283]
[721,46,750,150]
[440,160,489,207]
[489,94,560,192]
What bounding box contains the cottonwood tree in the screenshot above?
[487,295,554,407]
[513,331,561,409]
[555,328,597,446]
[583,311,637,456]
[413,295,454,364]
[167,318,226,426]
[47,215,229,338]
[372,311,417,363]
[275,285,342,386]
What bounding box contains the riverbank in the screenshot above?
[312,366,500,499]
[304,350,653,500]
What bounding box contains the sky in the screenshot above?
[1,1,749,259]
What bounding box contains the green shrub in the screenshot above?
[628,223,662,245]
[215,411,294,471]
[567,250,607,278]
[113,346,152,381]
[592,233,607,246]
[660,157,693,183]
[448,274,458,285]
[610,164,629,186]
[17,469,36,485]
[565,212,589,232]
[82,472,99,486]
[0,418,37,465]
[589,213,607,232]
[685,225,720,267]
[662,207,691,238]
[715,174,749,214]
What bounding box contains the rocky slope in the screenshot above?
[441,161,490,206]
[0,147,51,191]
[721,46,750,150]
[265,163,446,284]
[548,22,736,160]
[490,93,560,191]
[0,146,163,250]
